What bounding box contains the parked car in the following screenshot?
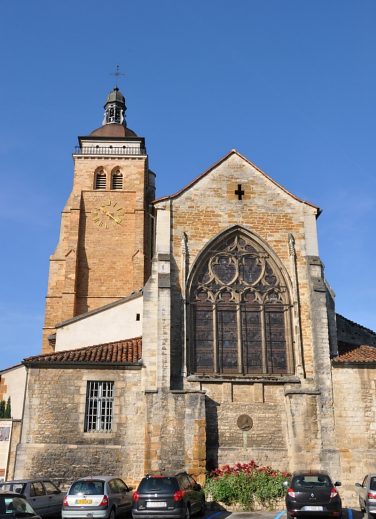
[284,470,342,519]
[0,480,63,518]
[62,476,133,519]
[0,490,42,519]
[132,471,205,519]
[355,474,376,518]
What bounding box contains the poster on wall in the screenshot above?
[0,427,10,441]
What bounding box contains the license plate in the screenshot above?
[76,499,92,505]
[146,501,166,508]
[302,506,323,511]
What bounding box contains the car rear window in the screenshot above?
[138,477,178,494]
[293,475,332,488]
[69,480,104,495]
[370,478,376,491]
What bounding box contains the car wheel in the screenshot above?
[198,498,206,516]
[185,505,191,519]
[109,508,116,519]
[359,498,365,512]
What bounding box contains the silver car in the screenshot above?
[0,479,64,518]
[356,474,376,518]
[62,476,133,519]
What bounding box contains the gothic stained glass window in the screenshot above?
[189,232,292,375]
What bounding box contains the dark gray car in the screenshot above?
[355,474,376,518]
[0,480,64,518]
[284,470,342,519]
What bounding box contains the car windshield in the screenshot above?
[69,481,104,495]
[0,496,36,517]
[0,485,25,495]
[293,475,332,489]
[138,478,178,493]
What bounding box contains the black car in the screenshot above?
[0,490,42,519]
[285,470,342,519]
[132,471,205,519]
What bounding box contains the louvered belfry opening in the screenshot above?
[95,171,106,190]
[189,231,293,376]
[111,170,123,190]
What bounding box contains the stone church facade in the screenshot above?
[4,86,376,504]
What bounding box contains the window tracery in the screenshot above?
[189,232,292,375]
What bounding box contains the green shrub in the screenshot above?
[204,460,289,511]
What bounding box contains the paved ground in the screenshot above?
[204,508,363,519]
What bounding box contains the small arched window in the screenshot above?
[95,170,106,190]
[189,231,293,376]
[111,170,123,190]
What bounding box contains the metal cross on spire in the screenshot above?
[110,65,125,88]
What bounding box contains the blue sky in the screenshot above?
[0,0,375,369]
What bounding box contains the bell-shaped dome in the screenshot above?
[105,87,125,107]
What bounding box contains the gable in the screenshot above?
[154,150,320,216]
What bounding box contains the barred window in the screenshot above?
[111,170,123,190]
[95,171,106,190]
[189,231,292,375]
[84,381,114,432]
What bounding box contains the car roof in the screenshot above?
[292,470,330,477]
[72,476,118,483]
[143,471,188,478]
[0,479,49,484]
[0,491,27,497]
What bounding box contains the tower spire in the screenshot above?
[102,66,127,126]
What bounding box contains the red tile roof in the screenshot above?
[334,342,376,364]
[23,338,142,367]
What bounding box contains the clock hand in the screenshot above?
[104,210,122,224]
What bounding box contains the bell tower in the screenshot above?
[42,86,155,353]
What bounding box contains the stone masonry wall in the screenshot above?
[203,382,290,471]
[332,365,376,506]
[43,154,152,353]
[15,367,145,486]
[144,389,206,479]
[167,153,319,383]
[162,152,336,477]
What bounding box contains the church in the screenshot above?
[1,85,376,505]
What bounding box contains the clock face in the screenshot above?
[92,199,125,229]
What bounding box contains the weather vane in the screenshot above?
[110,65,125,87]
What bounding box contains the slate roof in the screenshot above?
[23,337,142,368]
[334,341,376,364]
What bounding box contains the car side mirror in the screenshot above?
[355,483,362,488]
[193,483,201,491]
[334,482,341,487]
[127,486,133,492]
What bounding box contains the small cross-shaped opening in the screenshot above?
[235,184,245,200]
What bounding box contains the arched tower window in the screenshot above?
[111,170,123,190]
[94,170,106,190]
[189,231,293,375]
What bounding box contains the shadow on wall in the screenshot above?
[205,396,219,472]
